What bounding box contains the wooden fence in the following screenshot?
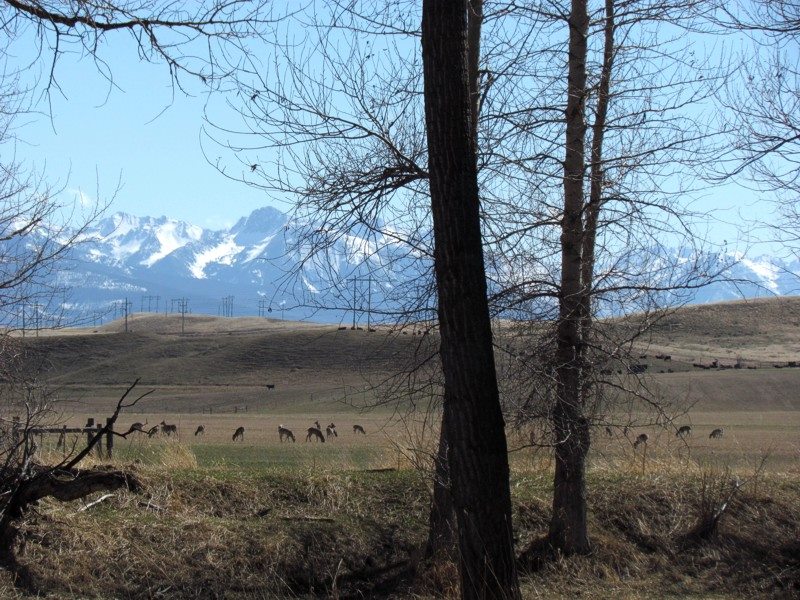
[25,417,115,459]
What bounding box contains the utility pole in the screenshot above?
[123,297,132,333]
[258,298,271,317]
[141,295,159,312]
[348,276,373,330]
[365,276,372,331]
[221,295,234,317]
[177,298,189,333]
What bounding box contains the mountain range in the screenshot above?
[23,206,800,325]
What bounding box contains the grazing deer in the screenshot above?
[160,421,178,436]
[709,427,724,439]
[604,426,613,437]
[194,425,205,436]
[278,425,295,443]
[353,424,366,435]
[328,423,338,437]
[633,433,649,449]
[232,426,245,442]
[314,420,321,430]
[676,425,692,438]
[306,427,325,443]
[146,425,159,438]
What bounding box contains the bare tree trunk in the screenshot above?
[426,0,483,563]
[580,0,615,339]
[422,1,520,597]
[550,0,592,555]
[579,0,615,408]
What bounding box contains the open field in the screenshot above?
[2,298,800,597]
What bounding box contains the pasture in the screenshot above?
[2,298,800,598]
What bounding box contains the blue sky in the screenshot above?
[7,14,782,254]
[13,35,273,231]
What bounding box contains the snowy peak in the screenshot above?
[13,203,800,322]
[91,212,206,267]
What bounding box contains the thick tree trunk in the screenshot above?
[550,0,592,555]
[425,0,483,563]
[421,1,521,598]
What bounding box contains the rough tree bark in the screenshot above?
[425,0,483,563]
[549,0,592,555]
[421,1,521,597]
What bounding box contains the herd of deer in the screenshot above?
[125,419,367,442]
[603,424,725,449]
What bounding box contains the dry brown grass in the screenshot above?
[6,454,797,599]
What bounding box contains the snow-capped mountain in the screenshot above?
[12,205,800,325]
[53,206,418,323]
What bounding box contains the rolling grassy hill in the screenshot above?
[9,296,800,415]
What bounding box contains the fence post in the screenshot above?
[58,425,67,457]
[85,418,95,452]
[95,423,103,458]
[105,417,114,459]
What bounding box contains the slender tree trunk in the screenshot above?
[422,1,520,597]
[550,0,592,555]
[425,0,483,562]
[580,0,615,340]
